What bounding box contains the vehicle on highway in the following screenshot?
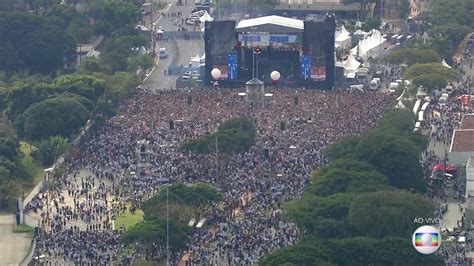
[159,48,167,59]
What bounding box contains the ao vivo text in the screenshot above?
[413,217,441,224]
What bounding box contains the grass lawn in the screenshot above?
[19,141,44,196]
[114,207,144,231]
[13,224,35,237]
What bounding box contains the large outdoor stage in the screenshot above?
[204,15,335,89]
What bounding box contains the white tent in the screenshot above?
[350,29,386,59]
[395,100,406,109]
[342,54,361,73]
[442,59,452,69]
[200,12,213,23]
[335,25,352,49]
[190,54,201,67]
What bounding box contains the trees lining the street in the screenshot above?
[413,74,448,91]
[15,96,90,140]
[0,12,76,74]
[385,48,441,66]
[418,0,473,63]
[324,109,427,192]
[266,108,441,264]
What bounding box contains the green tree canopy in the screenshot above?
[93,0,140,36]
[33,136,69,166]
[385,48,441,66]
[283,193,355,237]
[15,97,89,140]
[183,117,256,155]
[431,23,471,46]
[377,109,429,152]
[218,116,256,142]
[122,219,190,253]
[362,17,381,32]
[79,57,105,75]
[0,133,20,164]
[307,159,391,197]
[142,183,222,220]
[262,237,443,265]
[0,12,75,74]
[413,74,448,91]
[423,0,473,28]
[261,238,335,266]
[53,74,106,100]
[353,130,426,192]
[323,135,361,161]
[348,190,435,238]
[404,63,459,81]
[96,71,139,104]
[5,83,57,120]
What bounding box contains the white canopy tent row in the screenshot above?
[350,29,387,60]
[335,25,352,50]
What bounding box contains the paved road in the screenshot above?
[142,0,205,90]
[0,214,32,265]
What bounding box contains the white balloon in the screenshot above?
[270,70,280,81]
[211,68,221,80]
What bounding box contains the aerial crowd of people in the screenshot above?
[25,88,395,265]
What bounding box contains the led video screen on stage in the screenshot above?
[303,18,335,89]
[238,33,301,49]
[204,21,237,83]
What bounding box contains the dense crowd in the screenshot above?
[26,88,395,264]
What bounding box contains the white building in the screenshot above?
[449,130,474,165]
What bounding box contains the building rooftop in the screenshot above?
[461,114,474,129]
[236,15,304,32]
[274,3,360,11]
[450,129,474,152]
[468,156,474,168]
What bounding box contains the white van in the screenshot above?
[369,78,381,91]
[159,48,167,59]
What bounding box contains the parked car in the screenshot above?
[185,18,200,26]
[159,48,167,59]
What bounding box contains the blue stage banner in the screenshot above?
[300,53,311,79]
[228,52,238,80]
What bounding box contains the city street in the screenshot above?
[143,1,205,90]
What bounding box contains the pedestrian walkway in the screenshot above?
[0,214,32,265]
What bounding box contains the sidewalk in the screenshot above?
[0,214,32,265]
